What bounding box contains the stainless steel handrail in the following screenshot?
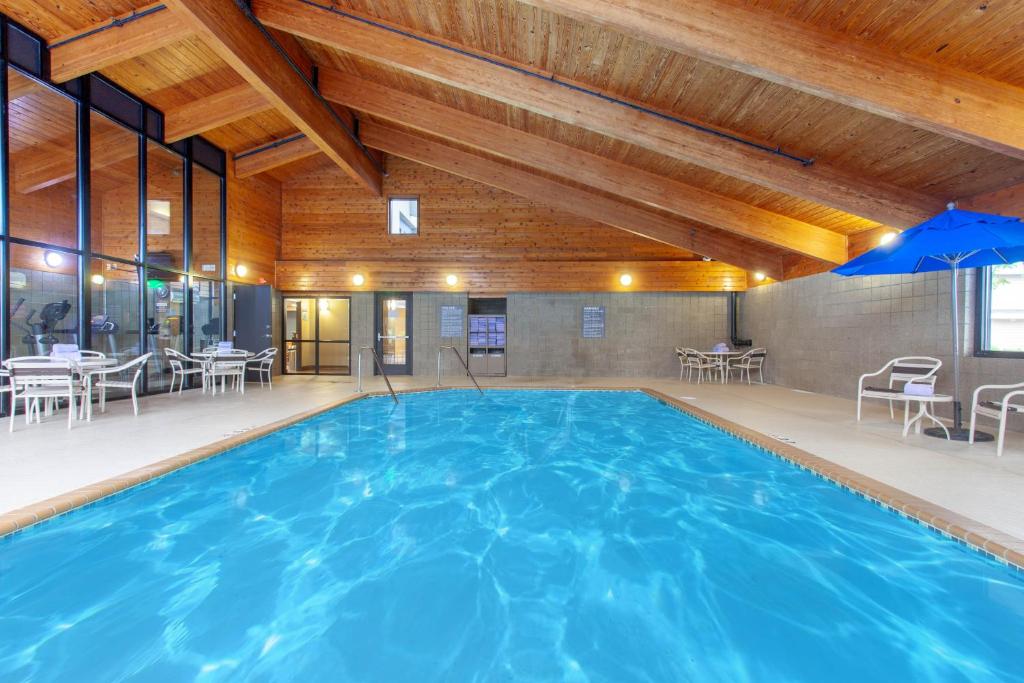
[436,345,483,395]
[356,346,398,404]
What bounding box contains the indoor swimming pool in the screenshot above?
[1,390,1022,681]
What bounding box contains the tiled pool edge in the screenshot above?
[641,388,1024,572]
[3,384,1022,573]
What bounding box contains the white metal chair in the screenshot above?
[165,348,207,395]
[674,347,690,381]
[7,357,80,431]
[79,350,107,359]
[81,353,152,420]
[246,347,278,389]
[207,350,248,394]
[727,348,767,384]
[857,356,942,421]
[685,349,721,384]
[969,381,1024,458]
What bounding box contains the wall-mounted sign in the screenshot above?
[440,305,464,338]
[582,306,605,339]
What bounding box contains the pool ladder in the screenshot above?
[355,346,399,404]
[436,346,483,395]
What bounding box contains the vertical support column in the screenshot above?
[182,144,193,357]
[76,76,91,351]
[0,57,9,366]
[138,134,148,392]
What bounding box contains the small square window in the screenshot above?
[388,196,419,235]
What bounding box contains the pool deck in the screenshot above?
[2,375,1023,566]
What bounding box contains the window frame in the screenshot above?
[974,265,1024,359]
[386,195,420,236]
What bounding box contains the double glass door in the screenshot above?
[283,297,351,375]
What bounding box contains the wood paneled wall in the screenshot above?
[276,259,747,294]
[277,156,727,292]
[227,165,282,284]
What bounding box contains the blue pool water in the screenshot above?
[1,390,1023,682]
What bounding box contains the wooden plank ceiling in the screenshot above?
[4,0,1024,282]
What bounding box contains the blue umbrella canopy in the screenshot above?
[834,208,1024,276]
[832,206,1024,438]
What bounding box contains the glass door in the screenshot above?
[316,298,351,374]
[283,296,351,375]
[375,293,413,375]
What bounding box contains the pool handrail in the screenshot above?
[355,346,399,404]
[436,345,483,395]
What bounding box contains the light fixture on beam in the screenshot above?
[90,274,105,285]
[619,273,633,287]
[753,272,766,282]
[234,263,249,278]
[352,273,366,287]
[445,274,459,287]
[878,231,898,246]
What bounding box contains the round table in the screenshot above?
[701,351,742,384]
[901,393,953,439]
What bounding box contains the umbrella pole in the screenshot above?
[925,261,993,441]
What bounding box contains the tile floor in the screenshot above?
[1,374,1021,544]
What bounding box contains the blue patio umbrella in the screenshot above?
[833,205,1024,440]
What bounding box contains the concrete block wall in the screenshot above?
[743,271,1024,428]
[411,292,470,378]
[506,292,730,377]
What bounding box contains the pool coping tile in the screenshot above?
[2,384,1022,572]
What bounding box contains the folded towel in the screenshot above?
[903,383,934,396]
[50,344,82,361]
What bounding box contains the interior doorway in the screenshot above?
[282,296,351,375]
[374,292,413,375]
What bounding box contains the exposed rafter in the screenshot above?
[164,85,272,142]
[48,3,192,82]
[234,134,320,178]
[164,0,382,194]
[518,0,1024,160]
[361,123,785,279]
[320,68,847,264]
[252,0,943,228]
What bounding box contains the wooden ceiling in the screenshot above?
[4,0,1024,279]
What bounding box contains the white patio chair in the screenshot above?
[969,381,1024,458]
[165,348,207,395]
[689,350,721,384]
[79,350,106,359]
[7,357,80,431]
[857,356,941,421]
[727,348,767,384]
[674,348,690,381]
[82,353,152,420]
[246,347,278,389]
[207,350,248,394]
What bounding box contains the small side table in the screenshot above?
[902,394,953,439]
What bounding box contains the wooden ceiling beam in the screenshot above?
[361,123,785,279]
[48,3,192,82]
[11,127,137,194]
[320,68,847,264]
[164,84,272,142]
[233,134,320,178]
[519,0,1024,160]
[253,0,942,228]
[165,0,382,194]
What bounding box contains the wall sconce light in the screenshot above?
[90,274,105,285]
[878,231,898,246]
[43,250,64,268]
[445,274,459,287]
[319,299,330,313]
[234,264,249,278]
[619,273,633,287]
[753,272,767,282]
[352,273,366,287]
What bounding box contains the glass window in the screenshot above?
[145,270,185,391]
[146,142,185,270]
[9,244,79,356]
[978,263,1024,354]
[284,298,316,374]
[8,68,78,248]
[89,259,141,363]
[191,164,223,277]
[193,278,223,351]
[90,111,140,261]
[387,196,418,235]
